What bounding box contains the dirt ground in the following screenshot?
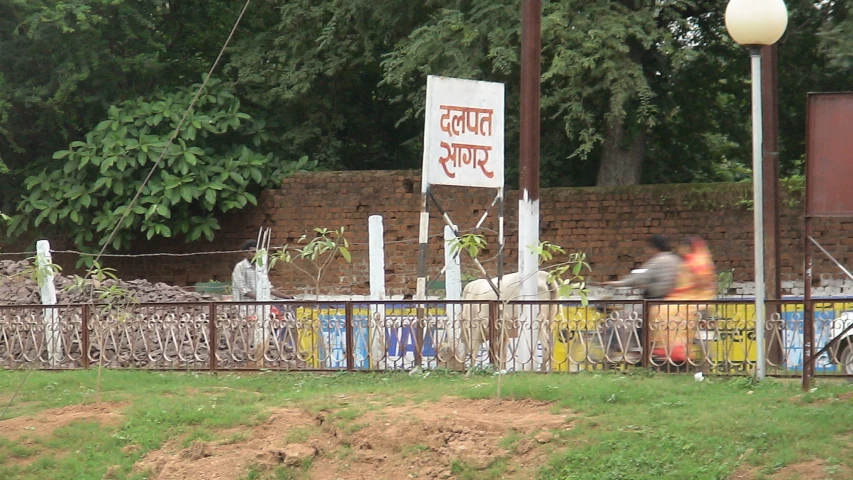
[729,459,852,480]
[134,396,572,480]
[0,401,126,441]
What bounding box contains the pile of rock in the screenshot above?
[725,278,853,298]
[0,259,212,305]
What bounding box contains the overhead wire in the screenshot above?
[0,0,255,424]
[91,0,254,269]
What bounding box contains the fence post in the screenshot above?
[641,300,650,369]
[81,303,90,369]
[254,229,272,368]
[488,300,498,367]
[209,302,217,371]
[444,225,462,299]
[444,225,462,364]
[36,240,60,367]
[368,215,387,370]
[345,301,355,372]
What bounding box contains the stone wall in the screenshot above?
[7,170,853,296]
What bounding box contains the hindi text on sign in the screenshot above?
[422,76,504,189]
[438,142,494,179]
[439,105,494,137]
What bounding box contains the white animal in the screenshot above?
[457,271,560,372]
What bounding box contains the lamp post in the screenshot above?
[724,0,788,380]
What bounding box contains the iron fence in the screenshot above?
[1,299,852,376]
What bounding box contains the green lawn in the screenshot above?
[0,369,851,480]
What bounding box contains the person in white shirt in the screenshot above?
[231,240,291,319]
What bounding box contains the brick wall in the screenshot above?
[11,171,853,295]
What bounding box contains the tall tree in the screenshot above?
[226,0,434,171]
[4,0,853,248]
[0,0,244,210]
[381,0,747,186]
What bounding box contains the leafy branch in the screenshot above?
[450,234,591,399]
[449,235,591,303]
[65,260,138,401]
[66,261,138,311]
[269,227,353,298]
[9,78,316,255]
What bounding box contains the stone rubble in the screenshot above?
[0,259,212,305]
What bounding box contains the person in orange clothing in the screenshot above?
[651,236,717,363]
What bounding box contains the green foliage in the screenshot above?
[226,0,428,171]
[818,2,853,70]
[269,227,352,297]
[448,233,489,260]
[0,1,243,184]
[9,78,309,251]
[451,234,591,304]
[0,0,850,219]
[528,242,591,304]
[65,261,138,308]
[30,253,62,291]
[0,253,62,290]
[378,0,744,186]
[717,270,734,297]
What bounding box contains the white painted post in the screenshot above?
[254,229,272,365]
[444,225,462,361]
[518,193,540,372]
[368,215,387,369]
[444,225,462,301]
[36,240,59,366]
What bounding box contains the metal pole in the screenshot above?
[518,0,541,372]
[345,301,355,372]
[641,300,650,369]
[750,48,767,380]
[415,184,430,368]
[761,44,782,303]
[81,303,90,369]
[761,44,784,366]
[209,302,217,371]
[803,217,813,391]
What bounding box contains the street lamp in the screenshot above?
[724,0,788,380]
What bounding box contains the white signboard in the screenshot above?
[422,75,505,189]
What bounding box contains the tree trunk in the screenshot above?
[596,118,646,186]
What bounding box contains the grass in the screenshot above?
[0,369,851,479]
[284,427,312,444]
[451,457,508,480]
[400,443,430,458]
[499,430,522,452]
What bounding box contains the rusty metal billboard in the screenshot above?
[806,92,853,217]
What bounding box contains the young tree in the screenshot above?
[450,234,590,386]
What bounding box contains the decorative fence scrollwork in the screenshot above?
[2,299,852,377]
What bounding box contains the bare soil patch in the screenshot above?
[770,459,850,480]
[728,465,761,479]
[134,396,573,480]
[135,408,318,480]
[729,459,850,480]
[0,402,126,441]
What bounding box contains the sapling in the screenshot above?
[449,234,590,400]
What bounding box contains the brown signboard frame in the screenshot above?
[803,92,853,391]
[806,92,853,218]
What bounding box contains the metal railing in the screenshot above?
[2,299,852,377]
